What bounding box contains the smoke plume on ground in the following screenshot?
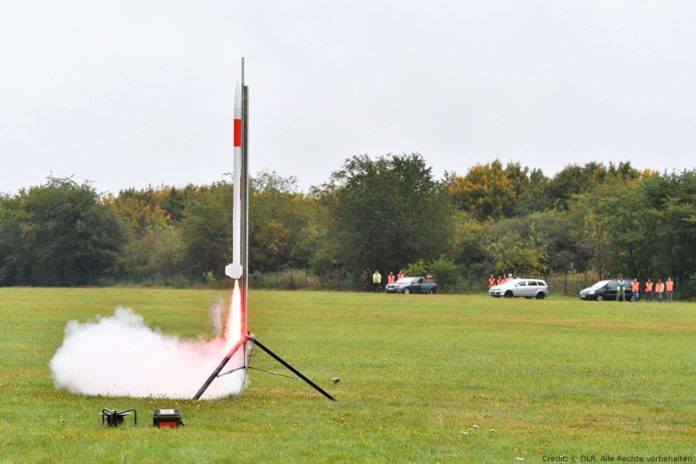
[50,307,246,399]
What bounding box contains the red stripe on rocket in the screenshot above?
[234,120,242,148]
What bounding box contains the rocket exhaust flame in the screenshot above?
[225,280,244,350]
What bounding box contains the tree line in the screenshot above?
[1,155,694,296]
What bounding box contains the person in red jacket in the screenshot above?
[665,277,675,302]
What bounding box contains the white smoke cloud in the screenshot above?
[50,307,247,399]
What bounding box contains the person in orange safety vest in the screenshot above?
[644,279,653,302]
[630,278,640,302]
[488,274,496,288]
[665,277,675,302]
[387,272,396,285]
[655,279,665,303]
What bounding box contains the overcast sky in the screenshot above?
[1,0,695,194]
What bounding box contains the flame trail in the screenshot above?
[225,279,243,350]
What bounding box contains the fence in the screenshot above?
[248,270,363,291]
[251,271,486,292]
[544,271,599,297]
[245,269,605,296]
[85,269,602,296]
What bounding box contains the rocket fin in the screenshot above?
[225,263,243,279]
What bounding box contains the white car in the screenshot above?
[489,278,550,299]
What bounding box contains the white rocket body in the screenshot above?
[225,81,243,280]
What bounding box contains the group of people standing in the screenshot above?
[372,270,433,292]
[487,274,515,288]
[617,277,675,302]
[372,270,405,291]
[372,269,406,291]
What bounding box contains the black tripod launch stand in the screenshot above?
[192,334,336,401]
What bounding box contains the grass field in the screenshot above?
[1,288,695,463]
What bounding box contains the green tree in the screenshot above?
[446,160,552,220]
[642,172,696,294]
[0,177,125,285]
[530,211,590,273]
[105,186,187,280]
[429,255,458,292]
[446,160,516,221]
[514,168,551,215]
[116,224,185,280]
[449,212,493,278]
[548,162,640,210]
[320,154,453,274]
[488,221,549,276]
[249,171,320,271]
[180,182,233,279]
[0,194,21,284]
[404,259,428,277]
[570,178,654,279]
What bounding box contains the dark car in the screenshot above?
[579,279,633,301]
[385,277,438,294]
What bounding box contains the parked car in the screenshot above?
[488,278,550,299]
[385,277,438,294]
[579,279,633,301]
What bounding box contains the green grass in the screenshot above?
[1,288,695,463]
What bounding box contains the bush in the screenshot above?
[430,256,458,292]
[404,259,428,277]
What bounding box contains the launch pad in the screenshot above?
[192,59,335,401]
[193,334,336,401]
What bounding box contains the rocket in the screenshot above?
[193,59,335,401]
[225,80,244,280]
[192,61,250,400]
[226,58,250,338]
